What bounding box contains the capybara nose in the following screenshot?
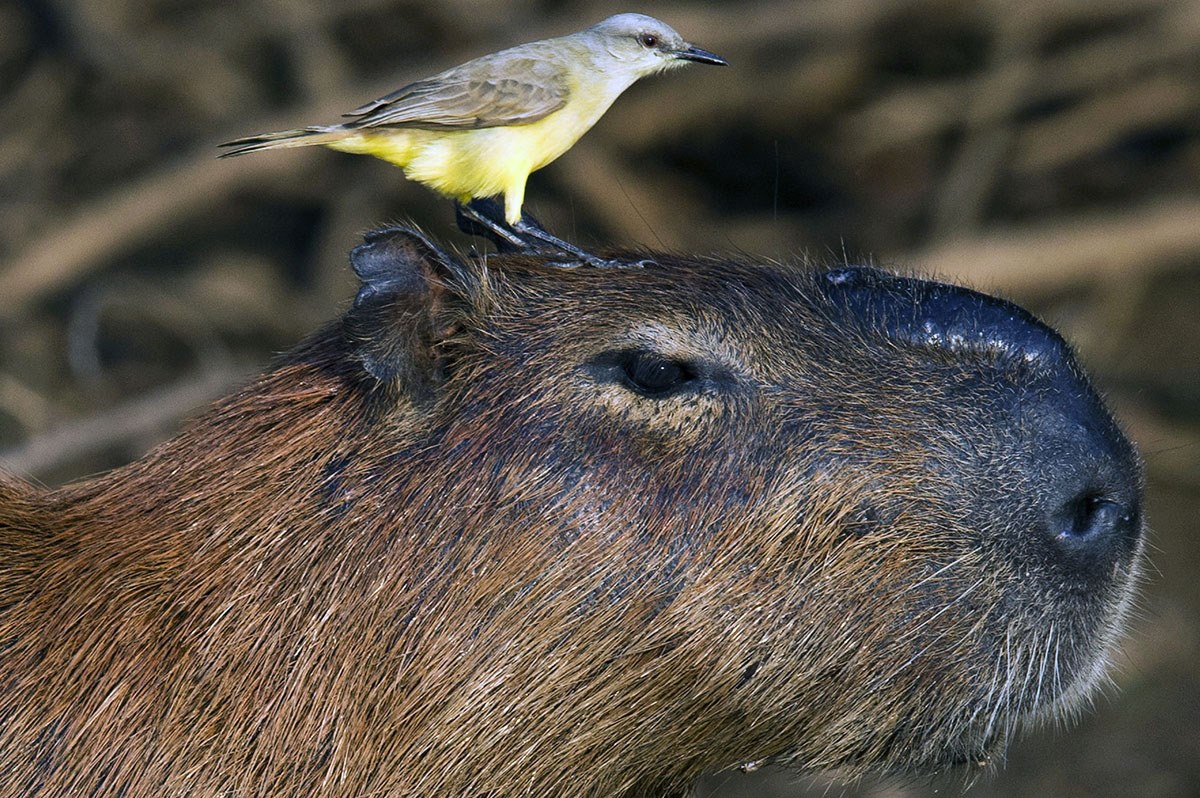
[1027,393,1143,574]
[822,265,1143,572]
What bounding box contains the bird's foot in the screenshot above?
[454,199,527,253]
[455,199,648,269]
[511,220,648,269]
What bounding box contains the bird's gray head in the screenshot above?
[583,13,727,75]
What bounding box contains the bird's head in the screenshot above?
[585,13,727,77]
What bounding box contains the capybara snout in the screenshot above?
[807,263,1143,760]
[0,226,1143,797]
[823,263,1142,578]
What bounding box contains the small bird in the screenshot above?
[219,14,725,256]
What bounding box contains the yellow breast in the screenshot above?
[327,75,621,205]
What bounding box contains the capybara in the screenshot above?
[0,227,1144,797]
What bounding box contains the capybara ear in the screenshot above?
[343,225,466,395]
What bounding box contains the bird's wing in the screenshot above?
[345,54,570,130]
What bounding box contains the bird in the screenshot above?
[219,13,726,258]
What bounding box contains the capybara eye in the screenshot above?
[621,351,693,397]
[583,349,701,398]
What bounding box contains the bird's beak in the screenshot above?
[672,45,728,66]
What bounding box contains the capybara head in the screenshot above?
[0,226,1144,797]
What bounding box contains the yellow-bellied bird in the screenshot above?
[219,14,725,253]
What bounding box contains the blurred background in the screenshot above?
[0,0,1196,795]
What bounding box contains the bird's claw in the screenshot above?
[456,199,646,269]
[533,256,653,270]
[585,257,651,269]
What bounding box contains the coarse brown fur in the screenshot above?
[0,227,1143,797]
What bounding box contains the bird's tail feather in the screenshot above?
[217,126,346,158]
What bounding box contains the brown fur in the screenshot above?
[0,228,1143,797]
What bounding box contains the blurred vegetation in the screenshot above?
[0,0,1197,795]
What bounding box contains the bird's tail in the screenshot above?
[217,126,348,158]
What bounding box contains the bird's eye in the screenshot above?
[621,352,692,396]
[637,33,659,48]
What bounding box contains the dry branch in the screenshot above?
[911,198,1200,295]
[0,367,249,478]
[0,151,317,311]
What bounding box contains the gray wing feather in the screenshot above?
[345,52,570,130]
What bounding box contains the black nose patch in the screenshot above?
[822,266,1069,368]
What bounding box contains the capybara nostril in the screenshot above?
[1047,481,1142,565]
[1057,492,1134,544]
